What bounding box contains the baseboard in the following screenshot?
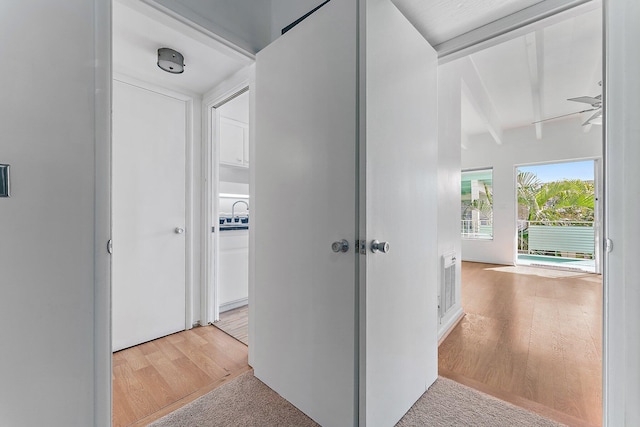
[438,307,465,346]
[220,297,248,313]
[461,258,513,266]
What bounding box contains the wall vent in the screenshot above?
[440,252,457,320]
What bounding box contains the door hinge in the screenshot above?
[107,239,113,254]
[357,239,367,255]
[605,238,613,253]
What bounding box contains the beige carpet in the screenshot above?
[150,372,564,427]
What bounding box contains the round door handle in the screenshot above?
[371,240,390,254]
[331,239,350,253]
[175,227,185,234]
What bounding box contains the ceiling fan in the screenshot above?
[533,81,603,126]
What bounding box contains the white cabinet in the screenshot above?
[218,229,249,311]
[220,117,249,167]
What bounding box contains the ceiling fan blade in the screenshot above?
[568,96,602,106]
[532,108,597,124]
[582,109,603,126]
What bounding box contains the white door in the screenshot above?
[254,0,438,426]
[360,0,439,425]
[253,0,358,425]
[112,80,187,352]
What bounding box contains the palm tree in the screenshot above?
[462,181,493,236]
[517,171,541,221]
[517,172,594,223]
[517,171,594,253]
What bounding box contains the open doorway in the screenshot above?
[516,159,600,273]
[210,89,251,346]
[438,4,603,426]
[110,1,253,425]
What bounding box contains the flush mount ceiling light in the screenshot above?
[157,47,184,74]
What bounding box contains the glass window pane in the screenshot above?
[461,168,493,240]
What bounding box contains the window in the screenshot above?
[461,168,493,239]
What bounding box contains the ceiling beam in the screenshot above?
[460,57,503,145]
[437,0,601,64]
[525,30,545,140]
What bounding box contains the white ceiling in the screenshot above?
[393,0,545,46]
[458,7,602,138]
[113,0,600,141]
[112,0,252,95]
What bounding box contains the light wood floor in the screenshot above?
[113,263,601,426]
[213,305,249,345]
[112,325,250,427]
[439,262,602,426]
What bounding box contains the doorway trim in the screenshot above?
[94,1,112,424]
[513,157,602,274]
[201,71,252,326]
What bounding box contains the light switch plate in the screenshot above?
[0,164,10,197]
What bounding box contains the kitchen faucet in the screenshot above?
[231,200,249,221]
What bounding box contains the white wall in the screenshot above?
[0,1,110,425]
[152,0,271,52]
[437,62,464,338]
[604,0,640,424]
[461,119,602,265]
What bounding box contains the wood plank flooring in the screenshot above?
[112,325,250,427]
[213,305,249,345]
[114,263,601,426]
[439,262,602,426]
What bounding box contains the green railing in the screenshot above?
[518,220,594,259]
[461,219,493,239]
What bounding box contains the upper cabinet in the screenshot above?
[220,117,249,167]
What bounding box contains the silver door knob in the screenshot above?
[175,227,185,234]
[331,239,350,253]
[371,240,389,253]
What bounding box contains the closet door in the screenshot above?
[254,0,438,425]
[112,80,187,352]
[253,0,358,425]
[359,0,439,425]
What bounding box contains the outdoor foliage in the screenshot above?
[517,171,594,223]
[462,181,493,220]
[517,171,595,257]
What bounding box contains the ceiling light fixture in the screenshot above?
[157,47,184,74]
